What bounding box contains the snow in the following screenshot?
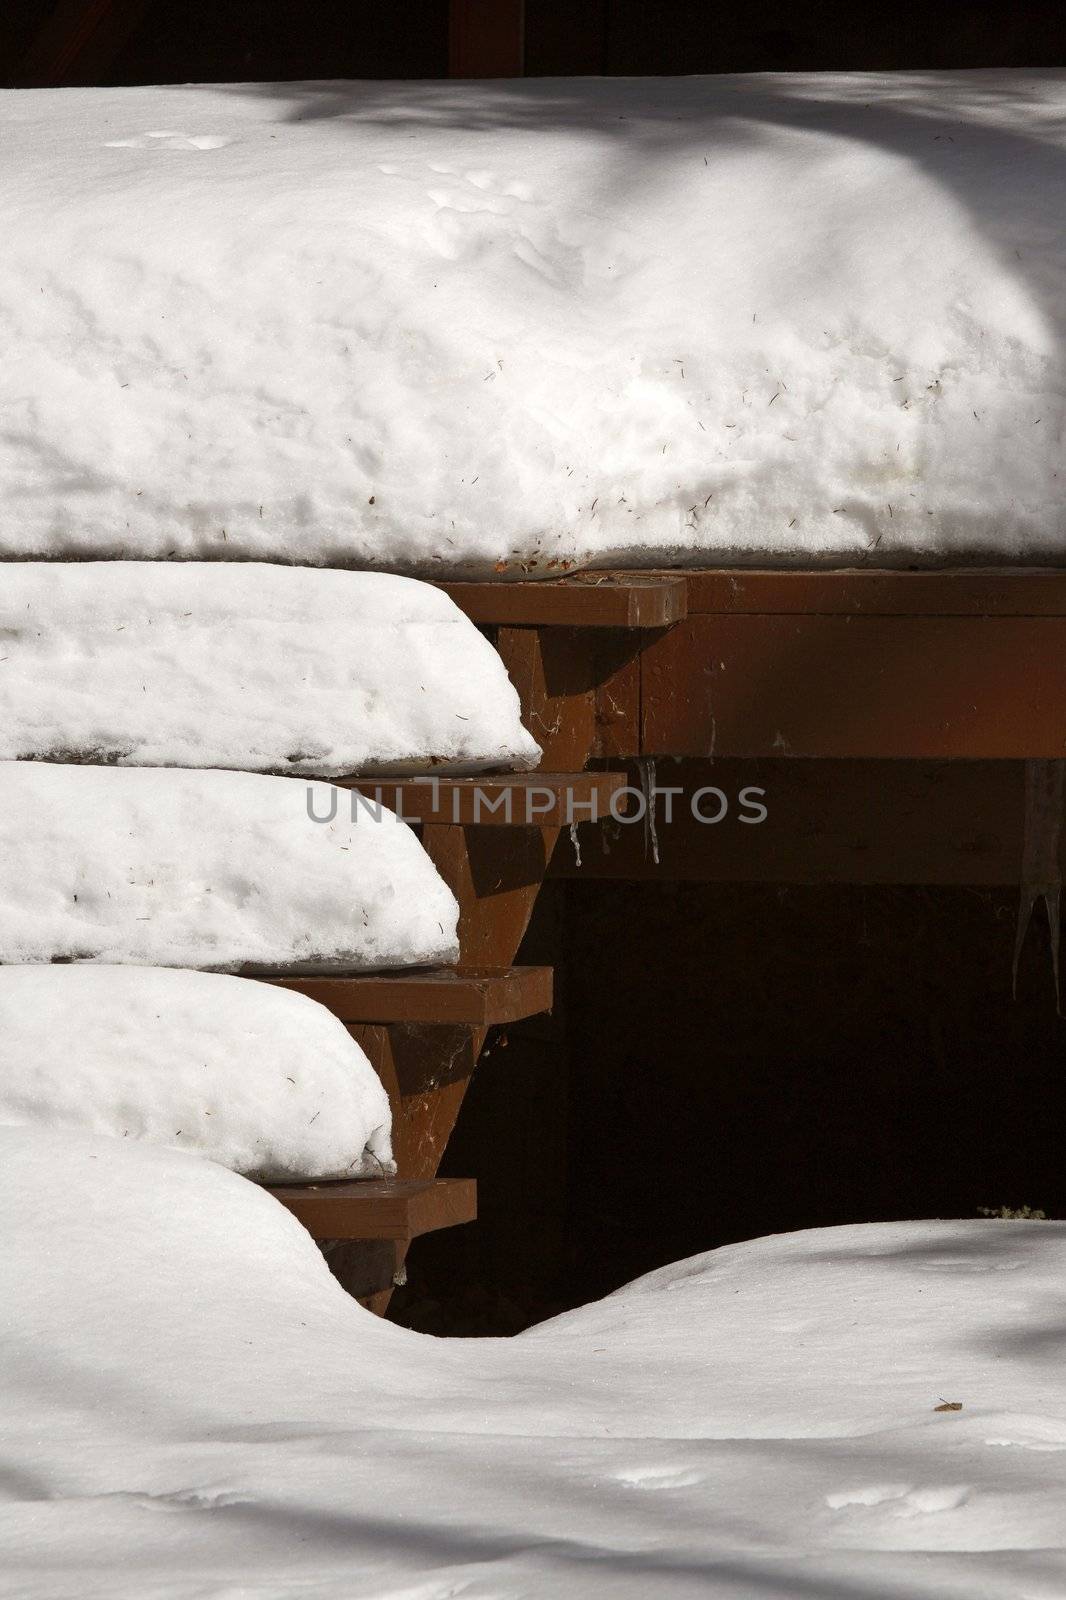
[0,562,539,775]
[3,1124,1066,1598]
[0,762,458,970]
[0,965,393,1180]
[2,73,1065,573]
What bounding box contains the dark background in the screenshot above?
[395,870,1066,1334]
[4,1,1064,1333]
[2,1,1065,86]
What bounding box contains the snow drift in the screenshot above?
[0,562,539,775]
[2,1123,1066,1598]
[0,762,458,970]
[0,965,393,1179]
[2,73,1065,573]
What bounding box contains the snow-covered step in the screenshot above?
[265,1176,477,1241]
[0,966,395,1181]
[0,563,539,776]
[0,763,458,971]
[270,965,552,1026]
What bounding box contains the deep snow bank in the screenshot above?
[0,762,458,970]
[2,74,1065,573]
[3,1124,1066,1598]
[0,965,393,1178]
[0,562,538,774]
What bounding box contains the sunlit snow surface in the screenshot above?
[3,1125,1065,1598]
[0,967,394,1180]
[2,74,1066,573]
[0,564,539,775]
[0,763,459,970]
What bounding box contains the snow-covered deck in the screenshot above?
[3,74,1065,574]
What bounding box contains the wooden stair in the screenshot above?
[309,581,683,1310]
[436,572,688,628]
[267,1177,476,1242]
[258,967,549,1262]
[268,964,552,1026]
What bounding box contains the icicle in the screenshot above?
[1013,759,1064,1010]
[636,756,660,866]
[569,820,582,868]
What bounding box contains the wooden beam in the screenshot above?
[640,614,1066,759]
[266,1177,476,1242]
[267,964,552,1026]
[343,771,627,825]
[449,0,524,77]
[664,568,1066,617]
[438,573,687,628]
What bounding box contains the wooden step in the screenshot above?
[268,964,552,1026]
[437,572,687,628]
[339,770,627,825]
[266,1177,477,1241]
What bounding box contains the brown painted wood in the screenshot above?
[350,1025,479,1180]
[266,1177,477,1242]
[422,825,558,964]
[449,0,524,76]
[640,615,1066,759]
[354,828,558,1304]
[334,825,563,1312]
[267,965,553,1026]
[354,620,615,1295]
[669,569,1066,617]
[438,573,688,628]
[320,1240,402,1314]
[343,771,626,825]
[495,625,644,765]
[550,758,1038,885]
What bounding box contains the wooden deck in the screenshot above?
[444,568,1066,763]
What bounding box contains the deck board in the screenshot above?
[266,1177,477,1241]
[437,573,687,628]
[658,569,1066,617]
[266,965,552,1025]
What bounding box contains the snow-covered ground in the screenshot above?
[0,762,458,970]
[0,966,393,1179]
[0,563,539,775]
[2,73,1065,573]
[2,1124,1065,1599]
